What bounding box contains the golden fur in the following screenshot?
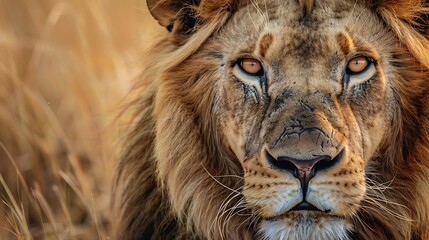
[115,0,429,239]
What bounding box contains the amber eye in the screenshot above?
[347,56,369,74]
[239,58,263,76]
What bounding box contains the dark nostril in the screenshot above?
[265,150,297,177]
[313,149,344,174]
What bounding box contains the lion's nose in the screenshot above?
[278,155,331,193]
[265,150,344,194]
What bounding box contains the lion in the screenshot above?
[114,0,429,239]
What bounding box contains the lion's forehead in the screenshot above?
[217,0,386,62]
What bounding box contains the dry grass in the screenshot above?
[0,0,161,239]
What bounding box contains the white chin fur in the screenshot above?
[259,215,351,240]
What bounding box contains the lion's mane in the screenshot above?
[114,0,429,239]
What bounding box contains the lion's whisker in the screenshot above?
[202,164,242,195]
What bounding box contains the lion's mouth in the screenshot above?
[261,201,332,221]
[290,201,331,213]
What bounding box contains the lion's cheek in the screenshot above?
[220,117,247,160]
[358,112,390,161]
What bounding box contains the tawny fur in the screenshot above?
[114,0,429,239]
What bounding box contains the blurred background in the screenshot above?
[0,0,162,239]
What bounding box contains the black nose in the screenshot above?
[265,150,344,194]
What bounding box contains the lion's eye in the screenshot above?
[239,58,263,76]
[347,56,369,74]
[343,55,377,90]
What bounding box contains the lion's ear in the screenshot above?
[147,0,235,34]
[372,0,429,67]
[146,0,178,29]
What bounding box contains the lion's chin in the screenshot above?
[258,212,351,240]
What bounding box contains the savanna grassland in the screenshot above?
[0,0,161,239]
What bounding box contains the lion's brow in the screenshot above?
[258,33,274,58]
[335,32,355,56]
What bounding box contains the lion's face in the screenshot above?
[211,1,395,238]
